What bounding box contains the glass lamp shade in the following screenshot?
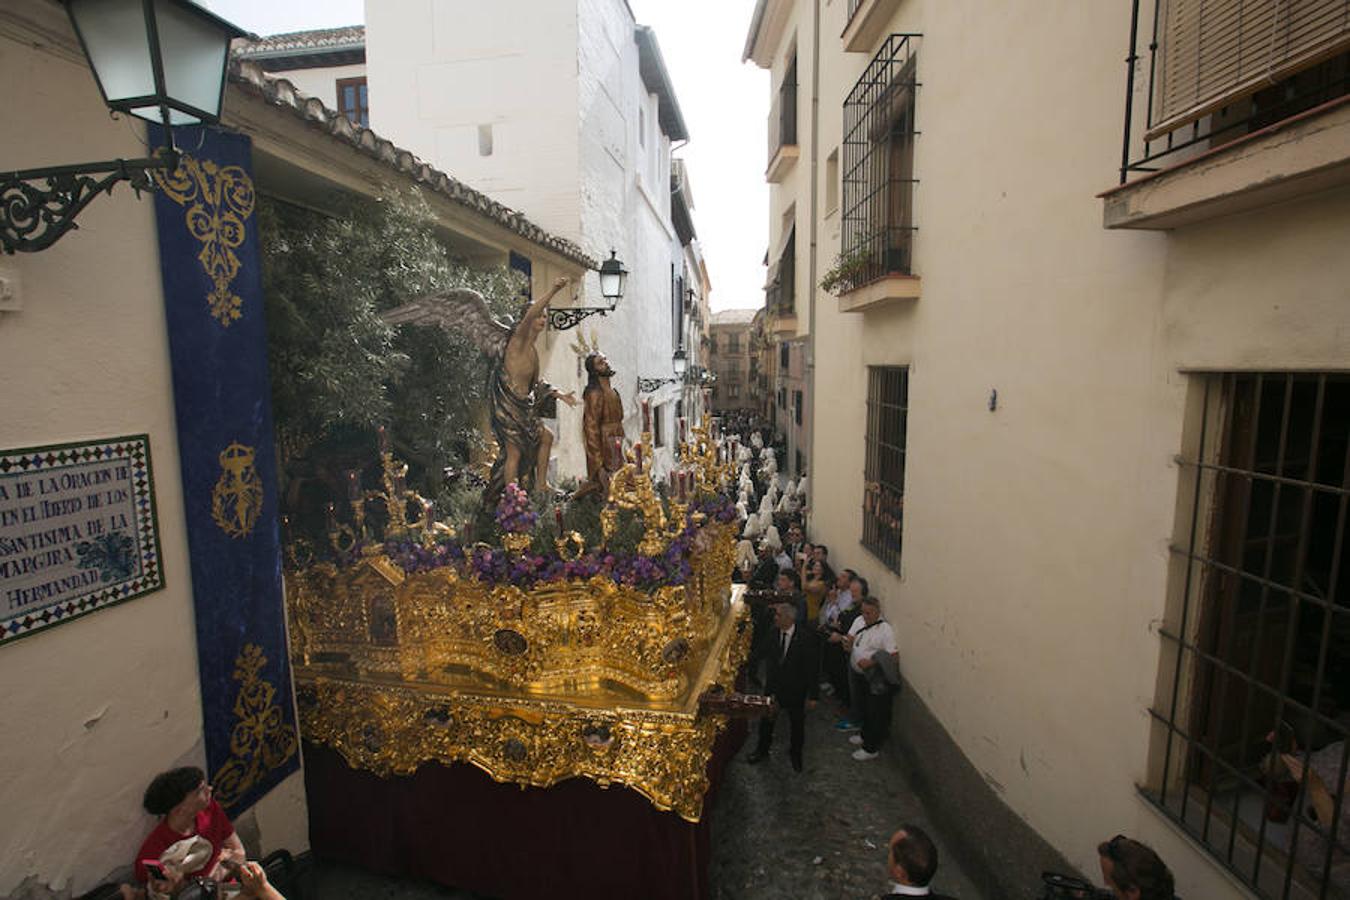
[673,349,688,377]
[598,250,628,305]
[67,0,246,127]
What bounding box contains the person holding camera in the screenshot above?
[124,767,244,898]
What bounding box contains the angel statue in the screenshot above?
[382,277,578,504]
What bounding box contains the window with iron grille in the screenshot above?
[793,390,803,426]
[337,77,369,129]
[863,366,907,574]
[780,342,790,370]
[1150,372,1350,900]
[1120,1,1350,183]
[841,35,918,291]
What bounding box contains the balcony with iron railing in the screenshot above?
[843,0,904,53]
[1103,0,1350,230]
[766,60,799,182]
[835,33,922,313]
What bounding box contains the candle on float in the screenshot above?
[642,399,651,433]
[612,437,624,469]
[377,425,390,454]
[678,417,687,444]
[554,507,564,533]
[281,515,292,543]
[669,470,677,494]
[677,471,687,502]
[325,503,337,530]
[394,469,406,495]
[346,470,361,501]
[424,500,435,530]
[635,443,643,472]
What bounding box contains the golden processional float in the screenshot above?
[281,418,763,822]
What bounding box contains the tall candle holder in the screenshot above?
[316,436,449,561]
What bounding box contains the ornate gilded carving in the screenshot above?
[154,155,256,327]
[212,442,263,539]
[286,414,746,820]
[295,586,750,822]
[213,644,299,807]
[286,524,734,700]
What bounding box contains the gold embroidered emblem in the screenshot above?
[213,643,299,808]
[212,442,264,539]
[155,155,256,326]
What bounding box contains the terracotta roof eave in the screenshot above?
[226,59,595,270]
[232,25,365,56]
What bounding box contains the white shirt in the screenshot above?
[889,883,930,896]
[778,624,795,659]
[774,551,792,571]
[819,588,854,628]
[848,616,898,672]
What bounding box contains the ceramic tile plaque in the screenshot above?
[0,435,163,646]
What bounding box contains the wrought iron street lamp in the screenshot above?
[638,348,687,394]
[1,0,246,253]
[549,249,627,330]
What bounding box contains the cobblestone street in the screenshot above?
[705,697,983,900]
[307,697,984,900]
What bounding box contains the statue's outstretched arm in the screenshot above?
[521,277,569,328]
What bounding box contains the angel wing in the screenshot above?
[381,287,511,358]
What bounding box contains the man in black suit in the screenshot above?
[884,824,958,899]
[747,601,819,772]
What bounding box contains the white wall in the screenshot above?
[274,62,366,111]
[366,0,690,483]
[0,15,305,895]
[803,0,1350,896]
[365,0,581,238]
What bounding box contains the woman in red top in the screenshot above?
[128,766,245,896]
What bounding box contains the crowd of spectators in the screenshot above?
[727,420,901,766]
[720,418,1180,900]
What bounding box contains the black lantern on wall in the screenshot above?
[638,348,688,394]
[1,0,246,253]
[549,249,628,330]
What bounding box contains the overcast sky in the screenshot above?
[202,0,767,313]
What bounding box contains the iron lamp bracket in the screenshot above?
[0,148,180,254]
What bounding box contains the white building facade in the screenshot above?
[364,0,702,479]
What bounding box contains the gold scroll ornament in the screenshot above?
[154,155,256,327]
[213,644,299,807]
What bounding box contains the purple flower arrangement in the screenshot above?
[495,482,538,534]
[383,491,737,592]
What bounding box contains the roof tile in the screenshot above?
[228,59,594,269]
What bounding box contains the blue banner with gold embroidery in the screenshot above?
[151,126,299,816]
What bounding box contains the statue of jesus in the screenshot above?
[573,352,624,500]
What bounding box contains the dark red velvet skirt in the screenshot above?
[303,720,745,900]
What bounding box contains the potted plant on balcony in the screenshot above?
[819,247,873,296]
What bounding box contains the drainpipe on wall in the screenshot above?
[805,0,821,513]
